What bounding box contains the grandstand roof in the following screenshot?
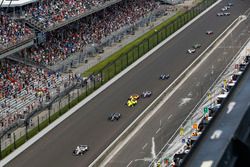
[0,0,38,7]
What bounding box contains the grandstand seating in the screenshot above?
[24,0,118,31]
[0,14,34,53]
[0,59,77,131]
[23,0,159,66]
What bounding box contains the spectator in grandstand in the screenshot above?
[0,59,81,132]
[24,0,159,66]
[25,0,110,29]
[0,14,33,50]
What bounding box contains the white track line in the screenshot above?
[156,128,161,134]
[126,160,133,167]
[142,143,148,150]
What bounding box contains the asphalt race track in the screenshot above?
[106,10,250,167]
[6,1,250,167]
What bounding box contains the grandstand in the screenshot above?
[0,0,167,141]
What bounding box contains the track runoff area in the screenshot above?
[1,0,250,167]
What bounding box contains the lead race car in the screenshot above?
[72,145,88,156]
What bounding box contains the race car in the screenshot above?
[221,7,228,11]
[217,12,224,16]
[221,8,226,11]
[192,43,201,49]
[141,91,152,98]
[187,48,195,54]
[223,12,230,16]
[108,112,121,121]
[206,30,213,35]
[129,94,140,100]
[72,145,88,156]
[159,74,170,80]
[127,98,137,107]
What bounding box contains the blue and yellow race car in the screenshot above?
[127,99,137,107]
[126,94,139,107]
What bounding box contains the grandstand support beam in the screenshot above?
[0,0,4,8]
[0,40,34,59]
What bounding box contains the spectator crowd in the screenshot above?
[0,13,33,51]
[25,0,159,66]
[0,59,80,131]
[25,0,111,29]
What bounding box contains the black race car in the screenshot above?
[108,112,121,121]
[160,74,170,80]
[72,145,88,156]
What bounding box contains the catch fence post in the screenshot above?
[38,116,40,131]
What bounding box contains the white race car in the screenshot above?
[141,91,152,98]
[73,145,88,156]
[217,12,224,16]
[187,48,195,54]
[224,12,230,16]
[221,7,227,11]
[206,30,213,35]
